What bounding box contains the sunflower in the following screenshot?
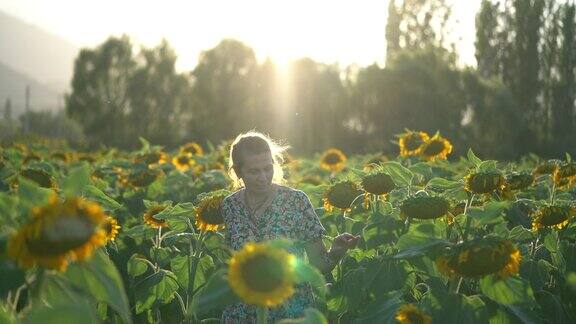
[228,242,297,307]
[419,133,452,161]
[364,154,389,170]
[504,171,534,191]
[361,171,396,209]
[395,304,432,324]
[400,195,450,220]
[17,168,57,189]
[143,205,169,229]
[464,170,505,194]
[531,205,574,231]
[398,131,429,157]
[77,153,98,163]
[125,169,161,188]
[172,153,196,172]
[553,162,576,188]
[319,149,347,172]
[435,238,521,278]
[323,180,363,212]
[23,153,42,164]
[195,194,226,231]
[6,196,109,272]
[134,151,169,168]
[103,217,121,241]
[180,142,204,156]
[51,152,75,163]
[533,159,561,176]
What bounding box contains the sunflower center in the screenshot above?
[27,216,95,256]
[452,245,511,276]
[540,207,569,226]
[324,153,342,165]
[422,140,444,156]
[21,169,53,188]
[240,254,285,292]
[405,135,425,151]
[362,173,396,195]
[327,183,362,209]
[401,197,449,219]
[199,204,223,225]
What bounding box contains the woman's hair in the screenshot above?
[228,131,289,189]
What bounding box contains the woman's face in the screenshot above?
[238,152,274,193]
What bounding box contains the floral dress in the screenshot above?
[220,185,326,324]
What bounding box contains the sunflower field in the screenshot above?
[1,132,576,324]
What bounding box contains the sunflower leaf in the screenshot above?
[61,165,91,198]
[294,261,327,298]
[276,308,328,324]
[22,302,100,324]
[188,268,239,317]
[134,269,179,314]
[83,185,122,212]
[479,275,535,305]
[382,162,413,187]
[467,149,483,168]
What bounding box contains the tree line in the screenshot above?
[4,0,574,160]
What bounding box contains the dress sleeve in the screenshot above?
[296,191,326,243]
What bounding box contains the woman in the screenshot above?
[221,131,359,323]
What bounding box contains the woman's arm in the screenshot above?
[304,233,359,274]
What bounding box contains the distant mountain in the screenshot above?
[0,10,79,93]
[0,61,62,116]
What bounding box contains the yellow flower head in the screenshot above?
[228,242,297,307]
[195,194,227,232]
[143,205,169,229]
[419,133,453,161]
[464,170,505,194]
[395,304,432,324]
[320,148,347,172]
[361,171,396,196]
[134,151,169,168]
[103,217,121,241]
[400,195,450,220]
[125,169,162,188]
[533,159,561,177]
[435,238,521,279]
[172,153,196,172]
[7,196,109,272]
[531,205,574,231]
[180,142,204,156]
[398,131,429,157]
[504,172,534,191]
[18,168,58,189]
[323,180,363,212]
[553,162,576,188]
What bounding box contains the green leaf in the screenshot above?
[543,231,559,253]
[276,308,328,324]
[480,275,535,306]
[170,255,190,289]
[134,269,179,314]
[425,177,462,192]
[467,201,510,225]
[17,177,53,207]
[83,185,122,211]
[127,254,149,278]
[63,250,132,323]
[394,237,451,259]
[352,291,402,324]
[294,260,327,298]
[150,247,172,268]
[467,149,483,168]
[61,165,91,198]
[382,161,413,187]
[0,303,16,324]
[22,302,99,324]
[189,269,239,317]
[507,226,535,242]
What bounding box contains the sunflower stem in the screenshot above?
[550,183,557,205]
[188,231,207,305]
[256,305,268,324]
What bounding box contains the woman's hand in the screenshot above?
[329,233,360,260]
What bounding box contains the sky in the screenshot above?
[0,0,481,72]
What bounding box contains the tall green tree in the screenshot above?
[66,35,136,148]
[190,39,258,144]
